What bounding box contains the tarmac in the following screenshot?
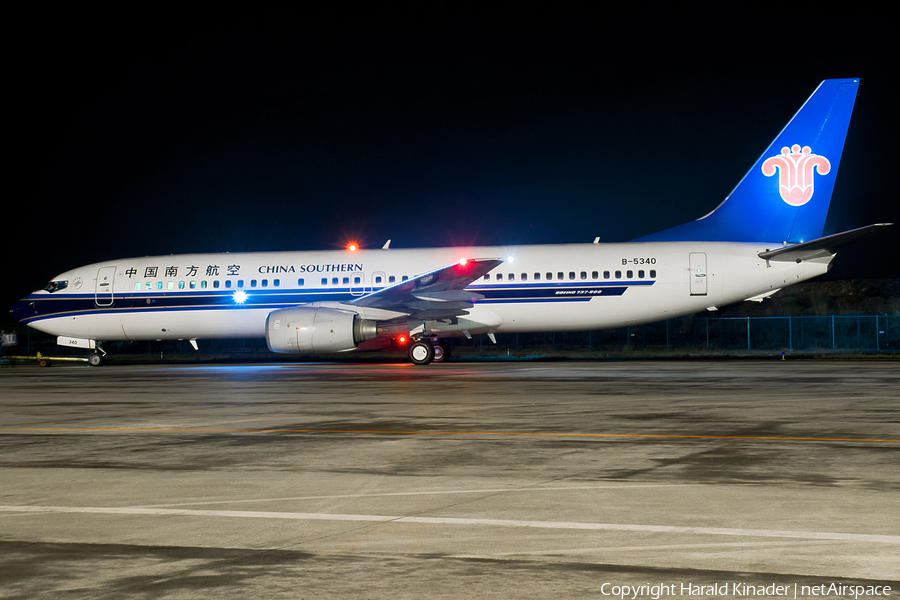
[0,359,898,599]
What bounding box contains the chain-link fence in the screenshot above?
[454,314,898,354]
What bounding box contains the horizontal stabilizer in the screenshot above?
[758,223,892,262]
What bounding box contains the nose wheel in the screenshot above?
[87,343,106,367]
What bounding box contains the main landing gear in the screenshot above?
[407,335,451,366]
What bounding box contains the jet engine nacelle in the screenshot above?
[266,307,377,353]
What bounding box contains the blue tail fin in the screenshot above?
[636,79,860,243]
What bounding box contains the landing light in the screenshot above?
[347,242,359,252]
[233,290,248,304]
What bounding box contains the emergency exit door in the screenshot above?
[689,253,707,296]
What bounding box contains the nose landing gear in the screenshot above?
[88,343,106,367]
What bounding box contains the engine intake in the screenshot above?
[266,307,377,353]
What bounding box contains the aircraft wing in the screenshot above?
[346,258,503,318]
[758,223,892,262]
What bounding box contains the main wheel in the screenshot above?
[408,341,435,365]
[88,352,104,367]
[432,341,451,363]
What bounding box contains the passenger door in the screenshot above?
[95,266,116,306]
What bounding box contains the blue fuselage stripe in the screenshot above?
[17,281,652,324]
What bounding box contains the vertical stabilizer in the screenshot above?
[636,79,859,243]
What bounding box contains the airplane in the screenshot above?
[10,78,890,366]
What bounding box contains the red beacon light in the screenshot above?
[458,258,468,266]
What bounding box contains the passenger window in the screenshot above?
[484,274,490,281]
[213,280,220,289]
[201,281,208,289]
[261,279,268,288]
[580,271,587,280]
[546,272,552,280]
[179,281,185,290]
[321,278,327,285]
[167,281,174,290]
[557,272,563,280]
[508,273,515,281]
[626,270,633,279]
[534,273,541,281]
[298,278,304,286]
[237,280,244,288]
[592,271,598,279]
[389,276,396,283]
[604,271,610,279]
[190,281,197,289]
[249,280,256,288]
[342,277,349,285]
[354,276,361,284]
[157,282,164,290]
[274,279,280,287]
[615,271,621,279]
[638,270,645,278]
[145,282,152,290]
[568,272,575,280]
[521,273,527,281]
[375,276,382,284]
[225,280,232,289]
[135,282,141,291]
[402,276,408,281]
[497,274,503,281]
[332,277,338,285]
[650,270,657,278]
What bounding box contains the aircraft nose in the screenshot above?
[9,298,35,323]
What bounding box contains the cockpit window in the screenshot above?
[44,280,68,293]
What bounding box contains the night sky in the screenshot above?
[6,6,897,325]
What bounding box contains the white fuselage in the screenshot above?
[18,241,828,344]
